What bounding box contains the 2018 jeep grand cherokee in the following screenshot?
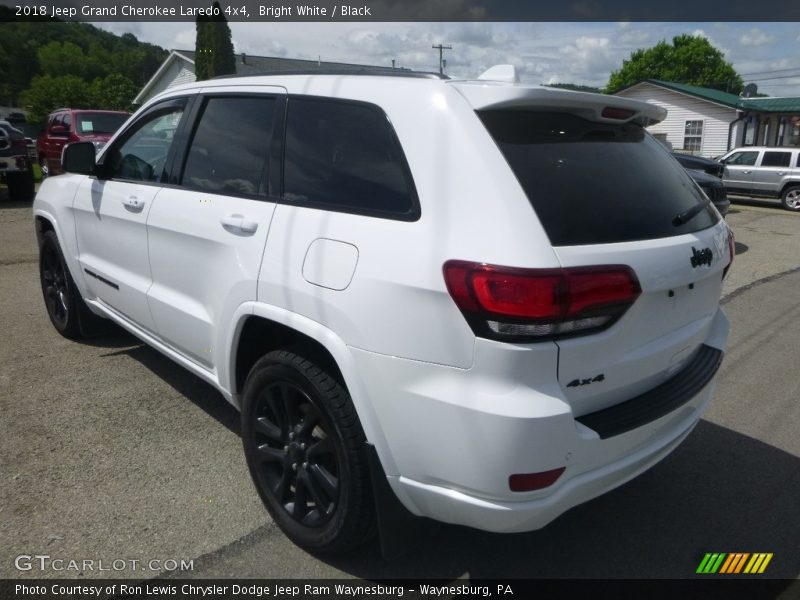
[33,68,733,554]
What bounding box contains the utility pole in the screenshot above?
[432,43,452,74]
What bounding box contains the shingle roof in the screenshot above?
[628,79,800,113]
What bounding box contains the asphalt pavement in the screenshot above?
[1,191,798,587]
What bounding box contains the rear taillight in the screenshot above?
[443,261,641,342]
[723,228,735,279]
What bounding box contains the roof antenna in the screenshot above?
[477,65,519,83]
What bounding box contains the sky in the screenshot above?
[95,21,800,96]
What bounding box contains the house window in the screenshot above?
[652,132,672,150]
[684,120,703,152]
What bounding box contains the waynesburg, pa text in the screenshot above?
[13,583,514,598]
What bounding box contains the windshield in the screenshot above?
[479,111,719,246]
[77,113,128,135]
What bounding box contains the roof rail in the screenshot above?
[211,69,449,81]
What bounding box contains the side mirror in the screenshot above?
[62,142,97,175]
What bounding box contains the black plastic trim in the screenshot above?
[212,69,447,80]
[84,268,119,291]
[575,344,723,439]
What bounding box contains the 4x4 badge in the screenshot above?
[690,246,713,268]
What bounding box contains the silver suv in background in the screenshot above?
[720,146,800,211]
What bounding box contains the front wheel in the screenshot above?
[241,350,375,554]
[781,186,800,211]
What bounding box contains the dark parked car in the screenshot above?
[673,152,729,217]
[0,119,34,201]
[672,152,725,178]
[37,108,130,177]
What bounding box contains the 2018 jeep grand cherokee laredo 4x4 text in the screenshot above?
[33,68,733,554]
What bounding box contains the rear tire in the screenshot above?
[39,230,82,338]
[781,186,800,211]
[241,350,375,554]
[6,168,34,201]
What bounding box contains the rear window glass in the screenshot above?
[479,111,719,246]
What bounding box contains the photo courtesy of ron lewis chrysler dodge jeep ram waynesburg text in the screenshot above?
[33,66,733,555]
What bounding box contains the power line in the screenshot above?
[744,74,800,83]
[432,43,452,74]
[739,65,800,77]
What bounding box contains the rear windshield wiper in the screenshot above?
[673,199,711,227]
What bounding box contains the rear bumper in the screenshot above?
[351,308,728,532]
[390,384,710,532]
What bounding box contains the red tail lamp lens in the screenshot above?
[443,261,640,342]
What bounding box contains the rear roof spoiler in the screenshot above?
[449,81,666,126]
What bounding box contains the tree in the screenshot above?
[606,34,743,95]
[19,75,91,125]
[89,74,138,111]
[195,2,236,81]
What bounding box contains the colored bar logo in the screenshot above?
[697,553,773,574]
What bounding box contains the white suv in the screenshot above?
[33,68,733,554]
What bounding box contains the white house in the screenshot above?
[134,49,400,106]
[615,79,800,157]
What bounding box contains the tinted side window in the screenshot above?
[479,111,718,246]
[726,151,759,166]
[181,96,276,197]
[283,97,417,219]
[761,151,791,167]
[106,103,185,183]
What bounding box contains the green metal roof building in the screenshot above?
[615,79,800,157]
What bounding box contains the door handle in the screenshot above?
[777,172,786,176]
[742,170,751,174]
[221,213,258,234]
[122,196,145,210]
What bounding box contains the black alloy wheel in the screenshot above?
[242,350,375,553]
[39,230,81,338]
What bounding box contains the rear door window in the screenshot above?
[282,96,419,220]
[181,95,277,197]
[761,151,791,168]
[479,111,719,246]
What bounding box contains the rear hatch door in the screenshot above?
[472,99,730,417]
